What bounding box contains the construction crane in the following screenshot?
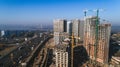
[71,33,74,67]
[50,33,80,67]
[94,9,99,64]
[83,9,104,64]
[94,9,104,64]
[83,9,88,16]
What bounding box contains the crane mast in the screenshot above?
[94,9,99,64]
[71,33,74,67]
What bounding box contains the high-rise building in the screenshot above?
[83,16,111,64]
[72,19,80,44]
[53,19,68,45]
[79,20,84,42]
[67,21,72,36]
[72,19,80,37]
[72,19,84,44]
[83,16,98,58]
[97,23,111,64]
[53,19,67,32]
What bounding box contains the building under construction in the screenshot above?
[83,16,111,64]
[53,19,68,45]
[72,19,80,44]
[54,42,69,67]
[83,16,98,60]
[53,14,111,66]
[97,23,111,64]
[72,19,84,44]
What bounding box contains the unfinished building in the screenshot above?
[53,19,67,32]
[83,16,111,64]
[72,19,84,44]
[97,23,111,64]
[83,16,98,59]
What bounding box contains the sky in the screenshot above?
[0,0,120,25]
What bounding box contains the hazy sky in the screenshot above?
[0,0,120,25]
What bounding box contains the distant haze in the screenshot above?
[0,24,53,30]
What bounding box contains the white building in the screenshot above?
[54,44,69,67]
[1,30,5,36]
[55,51,68,67]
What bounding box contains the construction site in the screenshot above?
[6,9,118,67]
[0,9,120,67]
[52,9,120,67]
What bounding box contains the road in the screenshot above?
[28,38,53,67]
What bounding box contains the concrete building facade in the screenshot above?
[97,23,111,64]
[83,16,97,60]
[83,16,111,64]
[72,19,84,44]
[54,43,69,67]
[72,19,80,37]
[53,19,67,32]
[67,21,72,36]
[55,51,68,67]
[79,20,84,42]
[53,19,68,45]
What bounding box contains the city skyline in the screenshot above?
[0,0,120,25]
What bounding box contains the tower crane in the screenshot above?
[83,9,88,16]
[93,9,104,64]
